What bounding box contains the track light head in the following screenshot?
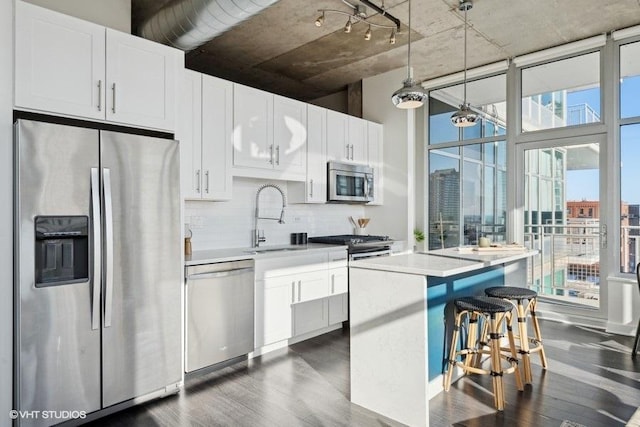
[315,12,324,27]
[389,29,396,44]
[344,18,352,33]
[364,25,372,40]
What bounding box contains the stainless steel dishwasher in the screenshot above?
[185,259,255,373]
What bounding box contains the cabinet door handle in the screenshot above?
[291,281,296,303]
[309,179,314,198]
[269,145,274,164]
[331,274,335,294]
[111,83,116,114]
[97,80,102,112]
[195,170,201,193]
[204,170,210,194]
[298,280,302,301]
[276,146,280,165]
[350,144,354,160]
[345,144,349,160]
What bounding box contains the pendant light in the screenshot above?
[451,0,478,127]
[391,0,427,109]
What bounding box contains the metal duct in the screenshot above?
[138,0,280,51]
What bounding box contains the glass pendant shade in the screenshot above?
[451,103,479,127]
[391,78,427,109]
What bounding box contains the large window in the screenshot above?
[620,41,640,273]
[620,42,640,119]
[428,142,506,249]
[521,52,601,132]
[428,74,507,250]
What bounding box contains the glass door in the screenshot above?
[520,135,605,311]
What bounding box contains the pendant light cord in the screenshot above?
[462,2,468,105]
[407,0,411,79]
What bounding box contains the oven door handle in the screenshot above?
[349,249,392,260]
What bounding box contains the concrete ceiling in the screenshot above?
[131,0,640,102]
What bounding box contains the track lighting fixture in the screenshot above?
[344,18,352,33]
[451,0,479,127]
[314,1,400,43]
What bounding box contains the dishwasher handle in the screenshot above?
[187,267,254,280]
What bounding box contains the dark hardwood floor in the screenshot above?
[88,320,640,427]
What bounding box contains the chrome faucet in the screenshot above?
[254,183,287,247]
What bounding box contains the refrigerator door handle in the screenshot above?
[103,168,114,328]
[91,168,102,330]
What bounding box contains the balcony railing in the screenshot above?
[620,225,640,273]
[524,223,600,305]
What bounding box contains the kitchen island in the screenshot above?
[348,248,537,427]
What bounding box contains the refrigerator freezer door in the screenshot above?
[100,131,181,407]
[15,120,102,425]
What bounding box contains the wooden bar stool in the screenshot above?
[484,286,548,384]
[443,296,524,411]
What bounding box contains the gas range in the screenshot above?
[308,234,393,259]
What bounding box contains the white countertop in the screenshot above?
[185,243,348,266]
[349,248,537,277]
[427,247,539,267]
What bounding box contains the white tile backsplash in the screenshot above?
[185,177,366,250]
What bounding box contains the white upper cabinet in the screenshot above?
[15,1,106,120]
[15,2,181,132]
[273,95,306,177]
[233,84,274,169]
[105,29,178,131]
[178,70,233,201]
[178,70,202,200]
[348,116,368,163]
[201,74,233,200]
[233,84,307,180]
[367,121,384,205]
[287,103,326,204]
[305,104,327,203]
[326,109,350,162]
[326,110,367,163]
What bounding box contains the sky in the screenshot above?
[566,76,640,204]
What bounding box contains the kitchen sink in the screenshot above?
[244,246,308,254]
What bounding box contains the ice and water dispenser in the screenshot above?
[34,216,89,287]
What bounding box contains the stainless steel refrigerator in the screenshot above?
[14,119,182,426]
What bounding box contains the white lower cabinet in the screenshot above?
[255,277,293,348]
[328,293,348,325]
[329,267,348,295]
[254,249,348,350]
[293,299,328,336]
[294,270,329,303]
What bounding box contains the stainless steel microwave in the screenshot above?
[327,161,374,203]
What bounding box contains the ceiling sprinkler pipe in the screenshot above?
[139,0,280,51]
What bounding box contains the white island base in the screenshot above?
[349,249,537,427]
[350,268,429,427]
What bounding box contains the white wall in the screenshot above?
[1,0,13,420]
[362,68,415,248]
[23,0,131,33]
[185,178,366,250]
